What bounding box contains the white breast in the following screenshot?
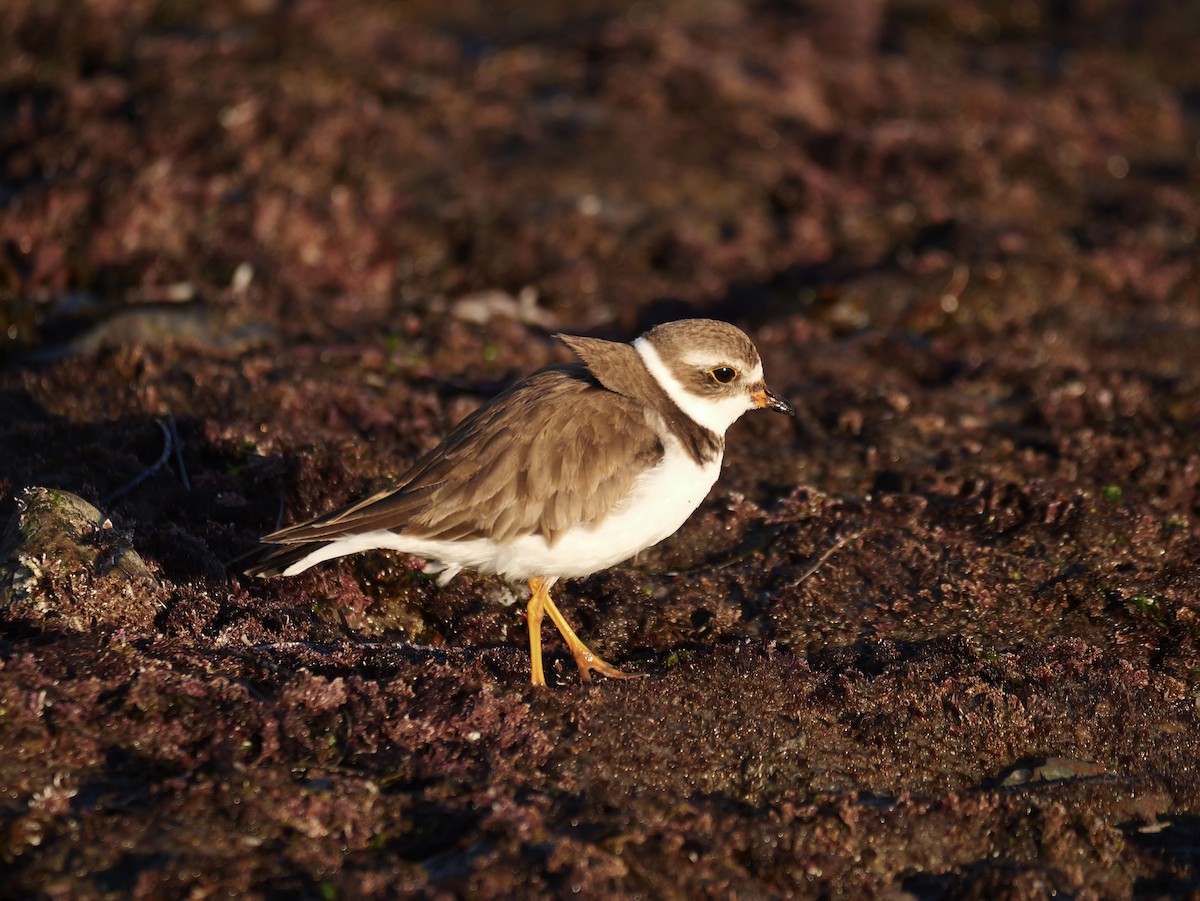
[496,438,723,579]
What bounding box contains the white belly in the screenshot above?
[281,441,723,581]
[493,443,723,579]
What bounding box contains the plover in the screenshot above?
[245,319,794,686]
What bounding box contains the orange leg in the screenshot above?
[526,577,635,685]
[527,577,549,687]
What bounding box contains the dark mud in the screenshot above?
[2,1,1200,897]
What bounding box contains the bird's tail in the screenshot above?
[239,541,332,578]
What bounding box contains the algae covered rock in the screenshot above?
[0,487,161,631]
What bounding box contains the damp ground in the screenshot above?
[2,1,1199,897]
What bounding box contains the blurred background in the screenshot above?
[2,0,1198,355]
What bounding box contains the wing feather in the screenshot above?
[261,365,665,548]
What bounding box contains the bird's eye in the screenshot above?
[709,366,738,384]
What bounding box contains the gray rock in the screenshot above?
[0,487,161,631]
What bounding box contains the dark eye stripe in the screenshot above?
[710,367,737,384]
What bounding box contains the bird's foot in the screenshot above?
[568,641,639,683]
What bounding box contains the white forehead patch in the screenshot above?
[635,336,757,435]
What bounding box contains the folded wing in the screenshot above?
[259,365,665,548]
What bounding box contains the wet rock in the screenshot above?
[0,486,161,631]
[20,306,277,364]
[998,756,1110,787]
